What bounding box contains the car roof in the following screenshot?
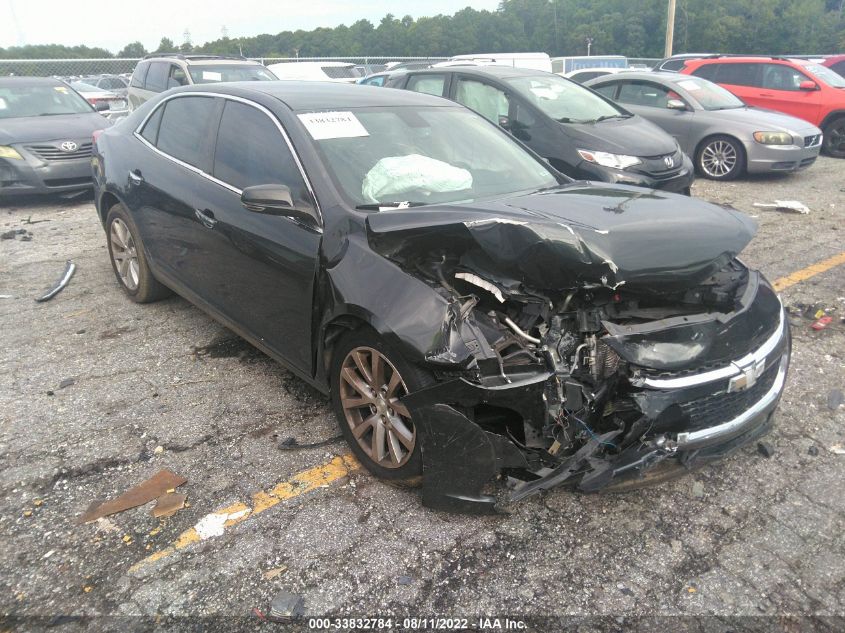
[401,65,550,79]
[588,70,687,84]
[172,81,455,111]
[0,76,64,87]
[687,56,805,66]
[143,56,261,66]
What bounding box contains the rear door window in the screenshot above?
[712,63,760,87]
[144,62,169,93]
[592,83,619,99]
[155,96,218,170]
[212,100,311,207]
[405,74,447,97]
[139,105,165,145]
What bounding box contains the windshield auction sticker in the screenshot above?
[297,111,369,140]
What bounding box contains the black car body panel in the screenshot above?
[386,66,695,192]
[93,83,787,512]
[0,77,111,196]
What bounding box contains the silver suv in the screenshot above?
[127,54,277,110]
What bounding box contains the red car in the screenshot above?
[680,56,845,158]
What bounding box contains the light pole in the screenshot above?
[586,37,594,56]
[664,0,677,57]
[550,0,559,53]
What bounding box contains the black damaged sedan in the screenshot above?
[92,83,789,512]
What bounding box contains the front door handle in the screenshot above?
[128,170,143,185]
[194,208,217,229]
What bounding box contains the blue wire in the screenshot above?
[571,413,617,448]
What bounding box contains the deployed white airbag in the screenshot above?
[361,154,472,203]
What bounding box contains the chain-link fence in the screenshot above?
[0,57,451,79]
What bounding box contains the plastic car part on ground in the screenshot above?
[361,154,472,203]
[752,200,810,214]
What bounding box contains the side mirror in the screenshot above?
[667,98,687,110]
[798,80,818,91]
[241,184,319,226]
[94,101,110,112]
[498,114,511,130]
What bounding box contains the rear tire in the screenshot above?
[822,117,845,158]
[695,135,745,180]
[105,204,170,303]
[330,327,434,483]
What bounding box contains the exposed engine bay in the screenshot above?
[362,201,789,512]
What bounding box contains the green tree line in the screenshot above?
[2,0,844,60]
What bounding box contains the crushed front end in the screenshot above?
[365,194,789,512]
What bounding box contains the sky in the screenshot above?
[1,0,501,52]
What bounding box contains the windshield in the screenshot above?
[803,63,845,88]
[504,74,624,123]
[305,106,558,207]
[188,65,277,83]
[0,84,93,118]
[675,77,745,110]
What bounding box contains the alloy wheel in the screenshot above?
[109,218,140,291]
[826,121,845,156]
[339,346,415,469]
[700,140,737,178]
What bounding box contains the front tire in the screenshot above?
[822,117,845,158]
[696,135,745,180]
[330,328,434,482]
[105,204,170,303]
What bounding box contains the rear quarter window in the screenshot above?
[144,62,169,93]
[130,62,150,88]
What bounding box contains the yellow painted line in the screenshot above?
[772,251,845,292]
[129,454,359,573]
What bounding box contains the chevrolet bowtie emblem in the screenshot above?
[728,359,766,392]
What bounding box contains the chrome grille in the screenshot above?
[26,142,93,162]
[678,361,780,432]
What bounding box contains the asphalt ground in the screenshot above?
[1,158,844,633]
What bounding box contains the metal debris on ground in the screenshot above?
[267,590,304,622]
[277,435,343,451]
[58,378,76,389]
[757,441,775,458]
[752,200,810,214]
[808,446,820,457]
[35,261,76,303]
[263,566,288,581]
[150,492,187,518]
[830,444,845,455]
[78,469,187,523]
[828,390,844,411]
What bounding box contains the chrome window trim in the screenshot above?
[675,354,787,449]
[640,306,785,390]
[132,91,323,229]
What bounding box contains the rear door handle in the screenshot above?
[128,170,143,185]
[194,208,217,229]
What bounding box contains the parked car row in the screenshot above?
[87,81,791,510]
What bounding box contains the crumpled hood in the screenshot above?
[0,113,110,145]
[563,115,677,156]
[366,183,757,293]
